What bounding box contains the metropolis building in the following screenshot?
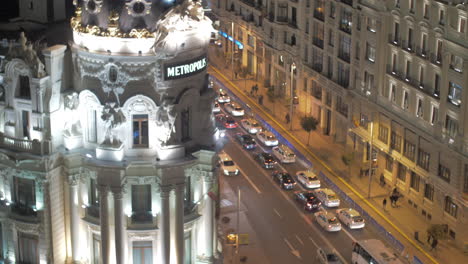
[0,0,219,263]
[212,0,467,249]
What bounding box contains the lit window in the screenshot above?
[366,43,376,62]
[444,196,457,218]
[367,17,376,32]
[450,55,463,73]
[132,114,149,148]
[448,82,462,106]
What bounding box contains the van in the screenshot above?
[272,144,296,163]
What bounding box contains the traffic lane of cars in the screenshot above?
[222,141,342,264]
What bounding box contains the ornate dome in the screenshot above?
[75,0,184,34]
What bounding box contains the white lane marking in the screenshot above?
[308,236,319,248]
[284,238,302,259]
[273,208,282,218]
[237,166,262,194]
[295,234,304,246]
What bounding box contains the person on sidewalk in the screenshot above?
[379,173,386,187]
[285,113,290,124]
[382,198,387,211]
[390,195,396,207]
[430,238,438,251]
[427,232,433,245]
[258,95,264,105]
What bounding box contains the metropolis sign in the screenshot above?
[164,55,208,80]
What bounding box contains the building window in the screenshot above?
[378,124,389,144]
[338,35,351,62]
[133,241,153,264]
[421,33,427,55]
[131,185,152,223]
[355,42,360,60]
[304,45,309,63]
[88,178,100,218]
[430,105,438,125]
[92,234,101,264]
[181,107,191,142]
[364,71,374,92]
[87,109,97,143]
[407,28,413,50]
[418,66,424,88]
[402,90,409,110]
[247,35,254,47]
[436,40,442,62]
[385,154,393,172]
[439,9,445,25]
[13,177,36,215]
[393,22,400,43]
[329,2,335,18]
[416,97,423,118]
[339,8,353,34]
[18,233,39,264]
[327,56,333,78]
[366,43,375,62]
[423,183,434,201]
[328,29,334,47]
[423,3,429,19]
[357,15,361,31]
[434,74,440,97]
[367,17,376,32]
[395,0,400,8]
[397,162,406,182]
[417,149,430,171]
[314,0,324,20]
[359,113,369,129]
[22,110,30,139]
[19,75,31,98]
[405,60,411,80]
[389,83,396,103]
[409,0,415,12]
[390,131,402,152]
[132,115,149,148]
[403,140,415,161]
[305,19,309,34]
[438,164,451,182]
[445,115,458,140]
[337,62,349,88]
[335,96,348,118]
[458,17,466,33]
[450,55,463,73]
[410,172,420,192]
[313,23,324,48]
[312,49,323,72]
[325,91,332,106]
[444,196,458,218]
[311,80,322,99]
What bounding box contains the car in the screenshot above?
[336,208,365,229]
[212,102,221,113]
[256,131,279,147]
[218,152,239,176]
[314,210,342,232]
[293,191,322,212]
[272,171,296,190]
[272,144,296,163]
[316,248,342,264]
[314,188,340,207]
[217,90,231,103]
[215,114,237,129]
[254,152,277,169]
[240,118,262,134]
[235,133,257,150]
[224,102,245,117]
[296,170,321,189]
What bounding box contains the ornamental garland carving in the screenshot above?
[84,0,103,14]
[126,0,152,17]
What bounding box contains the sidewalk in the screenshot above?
[216,174,269,264]
[208,46,467,264]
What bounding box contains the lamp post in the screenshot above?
[367,119,374,198]
[231,21,235,80]
[290,62,296,131]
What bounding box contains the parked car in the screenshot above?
[217,90,230,103]
[235,133,257,150]
[293,191,322,212]
[240,118,262,134]
[256,131,279,147]
[314,188,340,207]
[225,102,245,117]
[316,248,342,264]
[296,170,321,189]
[212,102,221,113]
[254,152,277,169]
[218,152,239,176]
[314,210,342,232]
[336,208,365,229]
[272,144,296,163]
[272,171,296,190]
[215,114,237,129]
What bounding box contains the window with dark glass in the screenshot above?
[416,98,423,118]
[438,164,451,182]
[312,48,323,72]
[385,154,393,172]
[18,75,30,98]
[22,110,30,139]
[131,185,152,223]
[431,105,438,125]
[403,140,415,161]
[378,124,389,144]
[419,66,424,88]
[410,172,420,192]
[445,115,458,140]
[13,177,35,215]
[338,35,351,62]
[434,74,440,97]
[18,233,38,264]
[390,131,402,152]
[311,80,322,99]
[88,178,100,218]
[424,183,434,201]
[393,22,399,43]
[313,23,324,48]
[450,55,463,73]
[366,43,375,62]
[339,8,352,34]
[397,162,406,182]
[337,62,349,88]
[417,148,430,171]
[329,2,335,18]
[327,56,333,78]
[444,196,457,218]
[133,114,149,147]
[402,90,409,110]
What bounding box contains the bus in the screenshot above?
[352,239,408,264]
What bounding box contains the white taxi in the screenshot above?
[314,188,340,207]
[256,131,279,147]
[296,170,321,189]
[240,118,262,134]
[218,152,239,176]
[314,210,342,232]
[336,208,365,229]
[224,102,245,117]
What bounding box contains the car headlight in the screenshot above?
[224,169,229,174]
[235,169,239,174]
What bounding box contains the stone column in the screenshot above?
[112,188,126,264]
[69,175,81,263]
[174,184,185,264]
[159,186,171,264]
[98,185,110,264]
[42,180,53,263]
[202,175,214,261]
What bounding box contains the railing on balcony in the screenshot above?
[341,0,353,6]
[430,53,442,66]
[388,34,400,46]
[402,40,414,53]
[313,37,324,48]
[0,132,51,155]
[276,16,288,23]
[415,46,428,59]
[87,205,100,219]
[339,23,352,34]
[131,211,154,224]
[338,51,350,63]
[314,11,324,21]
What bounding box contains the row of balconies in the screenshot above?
[388,35,443,67]
[0,132,51,155]
[386,65,440,99]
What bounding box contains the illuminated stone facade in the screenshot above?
[213,0,468,248]
[0,1,219,263]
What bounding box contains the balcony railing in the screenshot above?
[131,211,154,224]
[276,16,288,23]
[341,0,353,6]
[430,53,442,66]
[415,46,428,59]
[0,132,51,155]
[314,11,324,21]
[338,51,350,63]
[313,37,324,48]
[388,34,400,46]
[11,203,38,218]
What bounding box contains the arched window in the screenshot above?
[19,75,31,98]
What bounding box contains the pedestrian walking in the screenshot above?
[234,71,238,79]
[285,113,290,124]
[427,232,433,245]
[394,194,400,207]
[390,195,396,207]
[382,198,387,210]
[380,173,386,187]
[258,95,264,105]
[430,239,438,251]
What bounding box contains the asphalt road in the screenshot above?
[217,105,387,264]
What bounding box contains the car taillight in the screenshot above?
[328,225,332,228]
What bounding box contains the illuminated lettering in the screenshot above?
[164,56,208,80]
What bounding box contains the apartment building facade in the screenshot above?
[212,0,468,249]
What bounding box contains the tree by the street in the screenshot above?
[300,116,319,145]
[427,224,448,240]
[267,88,279,116]
[341,152,355,178]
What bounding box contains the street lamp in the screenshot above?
[290,62,296,131]
[231,21,235,80]
[367,118,374,198]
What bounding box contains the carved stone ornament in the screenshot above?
[126,0,152,17]
[84,0,103,14]
[13,221,42,236]
[63,92,82,137]
[155,99,178,145]
[5,33,46,78]
[100,102,127,147]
